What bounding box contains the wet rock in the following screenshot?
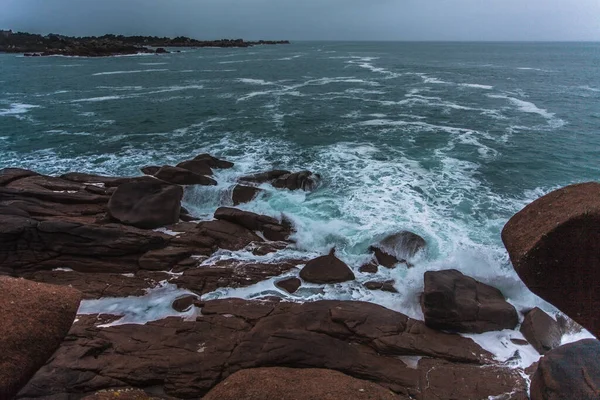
[370,231,426,267]
[0,277,80,398]
[203,368,405,400]
[299,249,355,284]
[502,182,600,337]
[60,172,145,188]
[520,308,562,355]
[155,47,168,54]
[365,280,398,293]
[192,153,234,169]
[239,169,291,184]
[138,246,195,270]
[140,166,160,175]
[107,180,183,229]
[214,207,292,241]
[276,277,302,294]
[531,339,600,400]
[359,260,379,273]
[172,295,197,312]
[0,167,38,186]
[248,241,289,256]
[272,170,320,191]
[196,219,263,250]
[154,165,217,186]
[176,160,214,176]
[232,184,262,205]
[421,269,519,333]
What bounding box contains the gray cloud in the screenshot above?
[1,0,599,41]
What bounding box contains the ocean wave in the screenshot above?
[92,69,169,76]
[488,94,565,127]
[0,103,40,119]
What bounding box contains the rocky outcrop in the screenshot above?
[176,160,214,176]
[239,170,291,184]
[369,231,425,267]
[275,277,301,294]
[18,300,526,399]
[421,269,519,333]
[214,207,292,241]
[203,368,404,400]
[531,339,600,400]
[299,249,355,283]
[365,280,398,293]
[107,180,183,229]
[193,153,234,169]
[232,184,262,205]
[0,167,39,186]
[359,260,379,273]
[502,182,600,337]
[0,277,80,398]
[154,166,217,186]
[521,308,562,355]
[272,170,321,191]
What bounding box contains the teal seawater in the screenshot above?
[1,42,600,317]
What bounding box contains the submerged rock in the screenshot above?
[107,180,183,229]
[531,339,600,400]
[421,269,518,333]
[502,182,600,337]
[520,308,562,355]
[232,184,262,205]
[299,249,355,284]
[370,231,426,267]
[272,170,321,191]
[214,207,292,241]
[365,280,398,293]
[239,169,291,184]
[359,260,379,273]
[0,277,80,398]
[203,368,403,400]
[154,165,217,186]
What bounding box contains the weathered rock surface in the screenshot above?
[214,207,292,241]
[502,182,600,337]
[521,308,562,355]
[82,388,161,400]
[0,277,80,398]
[531,339,600,400]
[421,269,519,333]
[154,166,217,186]
[272,170,320,191]
[19,300,526,399]
[239,169,291,184]
[192,153,234,169]
[299,249,355,283]
[203,367,404,400]
[232,184,261,205]
[275,277,301,294]
[108,180,183,229]
[195,219,264,250]
[365,280,398,293]
[359,260,379,273]
[370,231,426,267]
[140,166,160,176]
[0,167,39,186]
[176,160,214,176]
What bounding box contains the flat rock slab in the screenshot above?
[203,367,405,400]
[0,277,81,398]
[502,182,600,337]
[300,249,355,283]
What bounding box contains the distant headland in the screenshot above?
[0,30,290,57]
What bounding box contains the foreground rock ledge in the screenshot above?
[0,277,81,398]
[502,182,600,337]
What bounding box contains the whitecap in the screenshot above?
[0,103,40,119]
[92,69,168,76]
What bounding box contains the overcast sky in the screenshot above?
[1,0,599,41]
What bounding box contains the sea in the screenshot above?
[1,42,599,365]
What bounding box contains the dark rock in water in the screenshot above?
[0,167,39,186]
[155,47,168,54]
[0,277,80,399]
[232,184,262,205]
[138,246,195,271]
[511,338,530,346]
[248,241,289,256]
[108,180,183,229]
[520,308,562,355]
[272,170,321,191]
[421,269,518,333]
[531,339,600,400]
[140,166,161,175]
[239,169,291,184]
[299,249,355,284]
[203,368,402,400]
[196,219,263,250]
[214,207,292,241]
[359,260,379,273]
[193,153,234,169]
[370,231,426,267]
[502,182,600,337]
[276,277,302,294]
[172,295,197,312]
[365,280,398,293]
[154,165,217,186]
[176,160,214,176]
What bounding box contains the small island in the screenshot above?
[0,30,290,57]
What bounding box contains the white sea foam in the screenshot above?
[92,69,168,76]
[460,83,494,90]
[0,103,40,119]
[237,78,277,86]
[488,94,565,127]
[463,330,540,369]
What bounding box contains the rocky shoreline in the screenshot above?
[1,155,599,399]
[0,31,290,57]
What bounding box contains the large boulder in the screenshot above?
[0,167,39,186]
[193,153,234,169]
[299,249,355,284]
[531,339,600,400]
[421,269,519,333]
[0,277,80,398]
[154,166,217,186]
[369,231,426,267]
[502,182,600,337]
[108,180,183,229]
[520,308,562,355]
[203,368,403,400]
[276,277,301,294]
[176,160,214,176]
[239,170,291,184]
[214,207,292,241]
[232,184,262,205]
[272,170,320,191]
